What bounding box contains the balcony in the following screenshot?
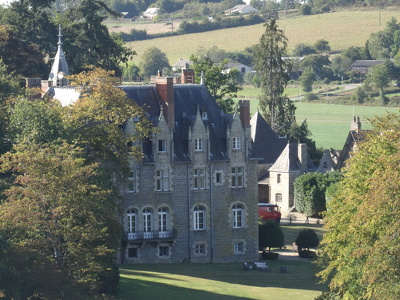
[127,230,176,242]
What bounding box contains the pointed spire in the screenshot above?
[49,25,70,87]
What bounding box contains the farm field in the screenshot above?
[122,9,400,65]
[237,85,399,150]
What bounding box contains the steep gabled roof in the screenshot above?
[250,112,287,164]
[269,143,316,172]
[48,25,70,86]
[121,84,232,163]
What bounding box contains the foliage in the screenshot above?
[67,67,152,170]
[300,55,333,81]
[0,25,46,77]
[295,229,319,251]
[59,0,135,76]
[259,220,284,252]
[0,141,121,299]
[300,4,312,15]
[300,67,317,92]
[190,54,241,114]
[292,43,316,56]
[314,39,331,53]
[294,171,343,217]
[317,112,400,299]
[8,98,65,145]
[139,46,170,78]
[254,19,295,133]
[367,17,400,59]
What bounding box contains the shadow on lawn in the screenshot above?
[118,276,254,300]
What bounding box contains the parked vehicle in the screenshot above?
[258,203,281,223]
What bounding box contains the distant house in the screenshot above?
[141,7,159,19]
[172,58,193,72]
[351,60,386,75]
[225,62,252,74]
[224,5,258,15]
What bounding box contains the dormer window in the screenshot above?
[158,139,166,152]
[194,138,203,151]
[202,112,208,120]
[233,137,241,150]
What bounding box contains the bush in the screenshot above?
[303,92,319,101]
[261,252,279,260]
[300,4,312,15]
[259,221,284,252]
[295,229,319,251]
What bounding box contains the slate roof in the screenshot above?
[121,84,232,163]
[269,143,316,172]
[250,112,287,164]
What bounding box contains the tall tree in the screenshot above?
[317,112,400,299]
[190,54,242,114]
[0,141,121,299]
[254,19,295,133]
[139,46,170,78]
[60,0,134,76]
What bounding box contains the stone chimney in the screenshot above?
[298,143,308,172]
[155,74,174,129]
[239,100,250,127]
[181,68,194,84]
[350,116,361,131]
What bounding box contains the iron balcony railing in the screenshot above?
[127,230,176,241]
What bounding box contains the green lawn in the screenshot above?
[117,223,327,299]
[237,85,399,150]
[118,261,326,300]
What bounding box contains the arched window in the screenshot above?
[193,206,205,230]
[232,204,244,228]
[143,208,153,239]
[127,208,138,240]
[158,207,170,238]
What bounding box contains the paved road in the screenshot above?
[290,83,362,101]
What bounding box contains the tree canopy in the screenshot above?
[317,112,400,299]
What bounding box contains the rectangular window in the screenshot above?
[194,207,205,230]
[232,137,241,150]
[158,139,166,152]
[234,242,244,254]
[233,205,244,228]
[193,168,205,190]
[128,247,138,258]
[194,138,202,151]
[195,244,206,255]
[231,166,244,188]
[275,193,282,203]
[277,173,281,183]
[159,246,169,257]
[156,169,169,191]
[127,169,137,193]
[215,171,223,185]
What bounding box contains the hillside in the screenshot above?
[122,9,400,65]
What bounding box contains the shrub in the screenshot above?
[259,221,284,252]
[303,92,319,101]
[295,229,319,251]
[300,4,312,15]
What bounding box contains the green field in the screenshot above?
[125,9,400,65]
[118,224,327,300]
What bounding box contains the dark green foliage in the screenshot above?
[294,171,343,217]
[292,43,316,56]
[259,221,284,252]
[300,67,316,92]
[139,47,170,78]
[295,229,319,251]
[300,4,312,15]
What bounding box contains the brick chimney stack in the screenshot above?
[155,74,175,129]
[239,100,250,127]
[181,68,194,84]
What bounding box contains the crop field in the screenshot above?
[122,9,400,65]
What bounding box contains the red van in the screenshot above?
[258,203,281,223]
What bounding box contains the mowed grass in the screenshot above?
[125,9,400,64]
[118,224,327,300]
[118,261,326,300]
[237,85,399,149]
